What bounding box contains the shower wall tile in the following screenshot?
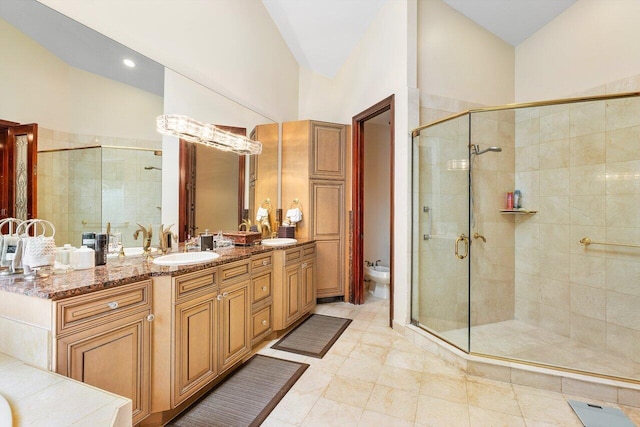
[539,252,569,282]
[569,254,606,289]
[570,132,606,166]
[515,247,540,276]
[570,313,606,348]
[515,272,540,302]
[569,164,605,195]
[470,115,498,145]
[539,224,570,254]
[515,146,539,171]
[514,298,540,326]
[539,139,570,170]
[606,195,640,228]
[606,125,640,162]
[537,197,570,224]
[569,101,606,138]
[606,291,640,330]
[606,324,640,363]
[540,278,569,309]
[540,110,570,143]
[569,225,606,255]
[539,169,570,196]
[539,305,570,337]
[606,258,640,297]
[515,119,540,147]
[606,97,640,131]
[605,160,640,194]
[570,195,606,226]
[570,283,606,320]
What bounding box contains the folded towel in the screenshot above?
[256,207,269,221]
[286,208,302,224]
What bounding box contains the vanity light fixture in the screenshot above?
[123,58,136,68]
[156,114,262,155]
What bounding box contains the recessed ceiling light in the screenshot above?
[123,58,136,68]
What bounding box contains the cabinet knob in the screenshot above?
[262,260,268,266]
[301,262,307,268]
[261,286,268,292]
[107,301,119,310]
[261,320,267,326]
[223,292,229,297]
[146,314,155,322]
[216,294,223,301]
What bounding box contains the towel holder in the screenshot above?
[260,198,272,213]
[288,198,303,210]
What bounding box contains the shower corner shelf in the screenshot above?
[499,209,537,215]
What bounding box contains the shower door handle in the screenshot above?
[455,234,469,259]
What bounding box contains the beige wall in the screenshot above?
[298,0,418,325]
[0,17,161,140]
[363,122,391,268]
[417,0,514,107]
[516,0,640,102]
[40,0,300,123]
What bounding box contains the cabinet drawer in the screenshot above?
[251,253,272,271]
[284,248,302,265]
[219,259,250,287]
[252,305,272,340]
[56,280,151,334]
[302,244,316,258]
[251,271,272,304]
[174,268,216,300]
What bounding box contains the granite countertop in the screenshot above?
[0,240,314,301]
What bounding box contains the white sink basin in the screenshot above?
[153,251,220,266]
[261,238,298,247]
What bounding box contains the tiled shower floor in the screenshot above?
[439,320,640,381]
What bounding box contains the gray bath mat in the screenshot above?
[168,354,308,427]
[271,314,352,358]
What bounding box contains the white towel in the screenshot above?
[286,208,302,224]
[256,207,269,221]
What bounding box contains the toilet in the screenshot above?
[364,265,391,299]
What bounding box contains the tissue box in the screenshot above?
[222,231,262,246]
[277,226,295,238]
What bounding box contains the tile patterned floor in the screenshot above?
[440,320,640,380]
[256,295,640,426]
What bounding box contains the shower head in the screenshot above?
[144,166,162,171]
[471,145,502,155]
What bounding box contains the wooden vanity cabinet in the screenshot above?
[250,252,274,345]
[172,268,217,407]
[55,280,152,425]
[218,259,251,373]
[282,120,347,299]
[273,243,316,331]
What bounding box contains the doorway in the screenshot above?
[351,95,394,325]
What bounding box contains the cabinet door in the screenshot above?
[310,121,345,180]
[57,311,151,424]
[311,180,344,240]
[284,263,301,327]
[219,280,251,372]
[301,258,316,312]
[315,240,344,298]
[174,293,217,406]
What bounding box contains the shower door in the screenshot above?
[412,114,470,351]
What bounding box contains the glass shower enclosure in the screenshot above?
[411,92,640,384]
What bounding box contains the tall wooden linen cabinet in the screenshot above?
[282,120,347,299]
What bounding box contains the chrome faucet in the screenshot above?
[133,224,153,259]
[158,224,177,255]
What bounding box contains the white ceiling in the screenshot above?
[263,0,577,78]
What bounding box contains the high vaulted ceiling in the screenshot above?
[263,0,577,78]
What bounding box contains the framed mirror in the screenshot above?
[0,0,279,248]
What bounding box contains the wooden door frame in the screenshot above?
[351,95,395,325]
[1,122,38,220]
[178,126,246,242]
